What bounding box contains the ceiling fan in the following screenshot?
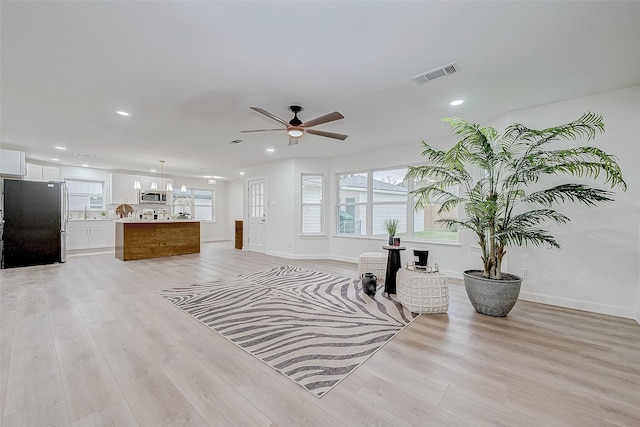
[241,105,348,146]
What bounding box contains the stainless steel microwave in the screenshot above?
[139,191,167,204]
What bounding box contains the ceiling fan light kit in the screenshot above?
[242,105,348,144]
[287,127,304,137]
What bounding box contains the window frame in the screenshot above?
[65,178,105,211]
[171,187,215,221]
[336,171,369,236]
[335,166,459,243]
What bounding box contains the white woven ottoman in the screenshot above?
[358,252,387,283]
[397,268,449,314]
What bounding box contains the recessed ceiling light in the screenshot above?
[150,169,156,172]
[450,99,464,106]
[81,164,90,167]
[240,172,245,175]
[116,111,130,116]
[266,148,275,152]
[51,158,59,161]
[55,146,66,150]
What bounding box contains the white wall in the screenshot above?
[637,216,640,324]
[226,157,332,258]
[227,179,245,242]
[327,85,640,319]
[222,86,640,320]
[292,158,331,259]
[231,158,296,258]
[499,86,640,319]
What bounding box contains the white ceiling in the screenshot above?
[2,1,640,180]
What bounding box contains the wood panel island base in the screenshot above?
[115,220,200,261]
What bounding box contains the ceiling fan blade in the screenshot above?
[250,107,289,126]
[239,129,285,133]
[301,111,344,128]
[306,129,348,140]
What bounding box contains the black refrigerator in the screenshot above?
[1,179,67,268]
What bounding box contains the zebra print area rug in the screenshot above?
[157,265,418,397]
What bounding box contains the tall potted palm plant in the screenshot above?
[406,112,626,316]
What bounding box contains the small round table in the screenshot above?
[382,245,406,295]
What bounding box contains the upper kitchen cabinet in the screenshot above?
[110,173,139,205]
[0,149,26,176]
[25,163,60,181]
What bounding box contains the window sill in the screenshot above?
[332,234,461,247]
[299,233,327,238]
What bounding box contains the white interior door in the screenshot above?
[248,178,266,253]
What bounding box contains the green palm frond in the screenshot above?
[498,228,561,249]
[411,112,626,279]
[525,184,615,207]
[506,209,571,229]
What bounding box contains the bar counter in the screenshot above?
[115,219,200,261]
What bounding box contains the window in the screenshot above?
[171,188,214,220]
[372,168,408,237]
[66,179,104,210]
[336,167,458,242]
[337,172,368,235]
[301,174,324,234]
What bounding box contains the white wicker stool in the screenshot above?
[358,252,387,283]
[397,268,449,314]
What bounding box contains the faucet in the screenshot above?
[84,206,88,220]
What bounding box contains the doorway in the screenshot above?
[247,178,266,253]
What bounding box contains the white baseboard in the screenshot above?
[519,291,636,320]
[265,250,294,259]
[330,254,359,264]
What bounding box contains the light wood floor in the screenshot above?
[1,241,639,426]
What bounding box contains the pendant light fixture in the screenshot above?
[180,184,187,193]
[159,160,172,192]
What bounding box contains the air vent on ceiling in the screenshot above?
[411,62,459,85]
[228,139,243,144]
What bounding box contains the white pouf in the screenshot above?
[358,252,387,283]
[397,268,449,314]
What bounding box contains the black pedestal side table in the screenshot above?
[382,245,406,295]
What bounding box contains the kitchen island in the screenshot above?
[115,220,200,261]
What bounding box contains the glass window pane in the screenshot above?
[302,175,323,203]
[66,179,104,210]
[372,168,407,202]
[413,204,458,241]
[337,204,366,235]
[194,206,211,220]
[301,205,322,234]
[339,172,368,203]
[372,204,407,236]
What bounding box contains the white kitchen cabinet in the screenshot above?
[0,149,26,176]
[43,166,60,181]
[109,173,139,205]
[25,163,60,181]
[66,220,114,250]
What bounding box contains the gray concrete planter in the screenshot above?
[463,270,522,317]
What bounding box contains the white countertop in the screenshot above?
[114,219,199,223]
